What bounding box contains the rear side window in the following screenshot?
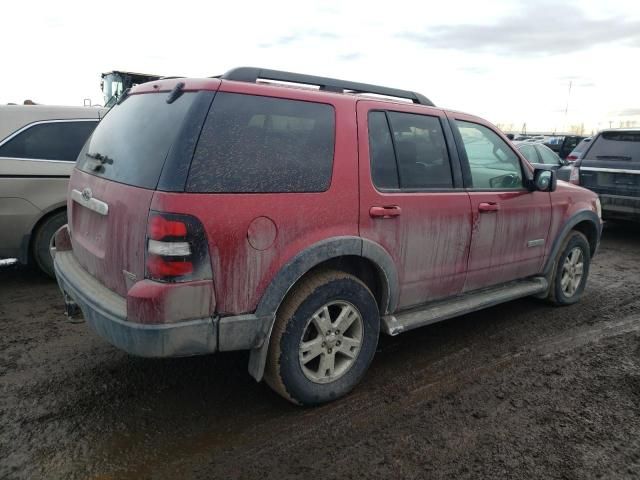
[368,110,453,190]
[585,131,640,162]
[368,112,399,189]
[518,144,539,164]
[537,145,561,165]
[187,93,335,193]
[572,138,591,154]
[0,121,97,161]
[77,92,197,189]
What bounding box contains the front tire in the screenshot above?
[547,231,590,305]
[264,270,380,405]
[32,211,67,278]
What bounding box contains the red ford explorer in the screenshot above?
[54,67,602,405]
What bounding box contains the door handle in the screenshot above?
[370,206,402,218]
[478,202,499,213]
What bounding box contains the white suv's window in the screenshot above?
[456,121,523,190]
[0,121,97,161]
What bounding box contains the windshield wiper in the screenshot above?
[596,155,632,161]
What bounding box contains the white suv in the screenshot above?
[0,104,105,276]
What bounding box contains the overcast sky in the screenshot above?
[2,0,639,133]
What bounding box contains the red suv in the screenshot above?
[54,68,602,405]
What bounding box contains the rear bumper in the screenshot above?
[54,250,218,357]
[599,194,640,221]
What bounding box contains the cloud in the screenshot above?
[617,108,640,117]
[397,1,640,55]
[338,52,363,61]
[259,30,339,48]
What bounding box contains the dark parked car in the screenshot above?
[54,67,602,405]
[514,141,572,181]
[545,135,586,159]
[566,137,592,162]
[571,129,640,222]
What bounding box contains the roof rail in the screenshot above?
[220,67,435,107]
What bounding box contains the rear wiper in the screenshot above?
[166,81,185,104]
[596,155,632,161]
[85,152,114,171]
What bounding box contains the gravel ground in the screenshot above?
[1,223,639,480]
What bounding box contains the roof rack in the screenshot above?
[220,67,435,107]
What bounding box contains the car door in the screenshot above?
[357,101,472,309]
[447,113,551,292]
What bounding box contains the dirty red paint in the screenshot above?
[68,169,153,298]
[65,76,600,326]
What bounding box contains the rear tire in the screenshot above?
[32,211,67,278]
[547,231,590,306]
[264,270,380,405]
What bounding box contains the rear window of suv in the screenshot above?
[76,92,197,189]
[585,131,640,162]
[186,92,335,193]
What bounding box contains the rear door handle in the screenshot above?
[370,206,402,218]
[478,202,499,213]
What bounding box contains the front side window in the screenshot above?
[0,121,97,161]
[187,93,335,193]
[368,110,453,190]
[456,120,523,189]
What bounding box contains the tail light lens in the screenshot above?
[569,165,580,185]
[145,212,212,282]
[566,154,578,162]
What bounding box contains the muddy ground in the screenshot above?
[1,223,639,480]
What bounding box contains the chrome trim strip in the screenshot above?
[581,167,640,175]
[71,189,109,216]
[527,239,545,248]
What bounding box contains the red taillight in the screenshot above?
[145,212,211,282]
[148,215,188,240]
[566,154,578,162]
[146,255,193,277]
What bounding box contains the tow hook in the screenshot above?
[63,292,82,322]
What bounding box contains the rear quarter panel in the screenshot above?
[151,88,359,315]
[0,159,72,255]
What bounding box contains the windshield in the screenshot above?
[76,92,197,189]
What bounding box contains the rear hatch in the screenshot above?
[68,84,213,296]
[579,131,640,197]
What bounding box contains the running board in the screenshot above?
[381,277,548,336]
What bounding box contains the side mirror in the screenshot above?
[533,168,556,192]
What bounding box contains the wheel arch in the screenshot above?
[20,204,67,264]
[248,236,399,381]
[543,210,601,276]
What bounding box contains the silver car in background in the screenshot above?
[0,104,105,276]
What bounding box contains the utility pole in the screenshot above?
[564,80,572,131]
